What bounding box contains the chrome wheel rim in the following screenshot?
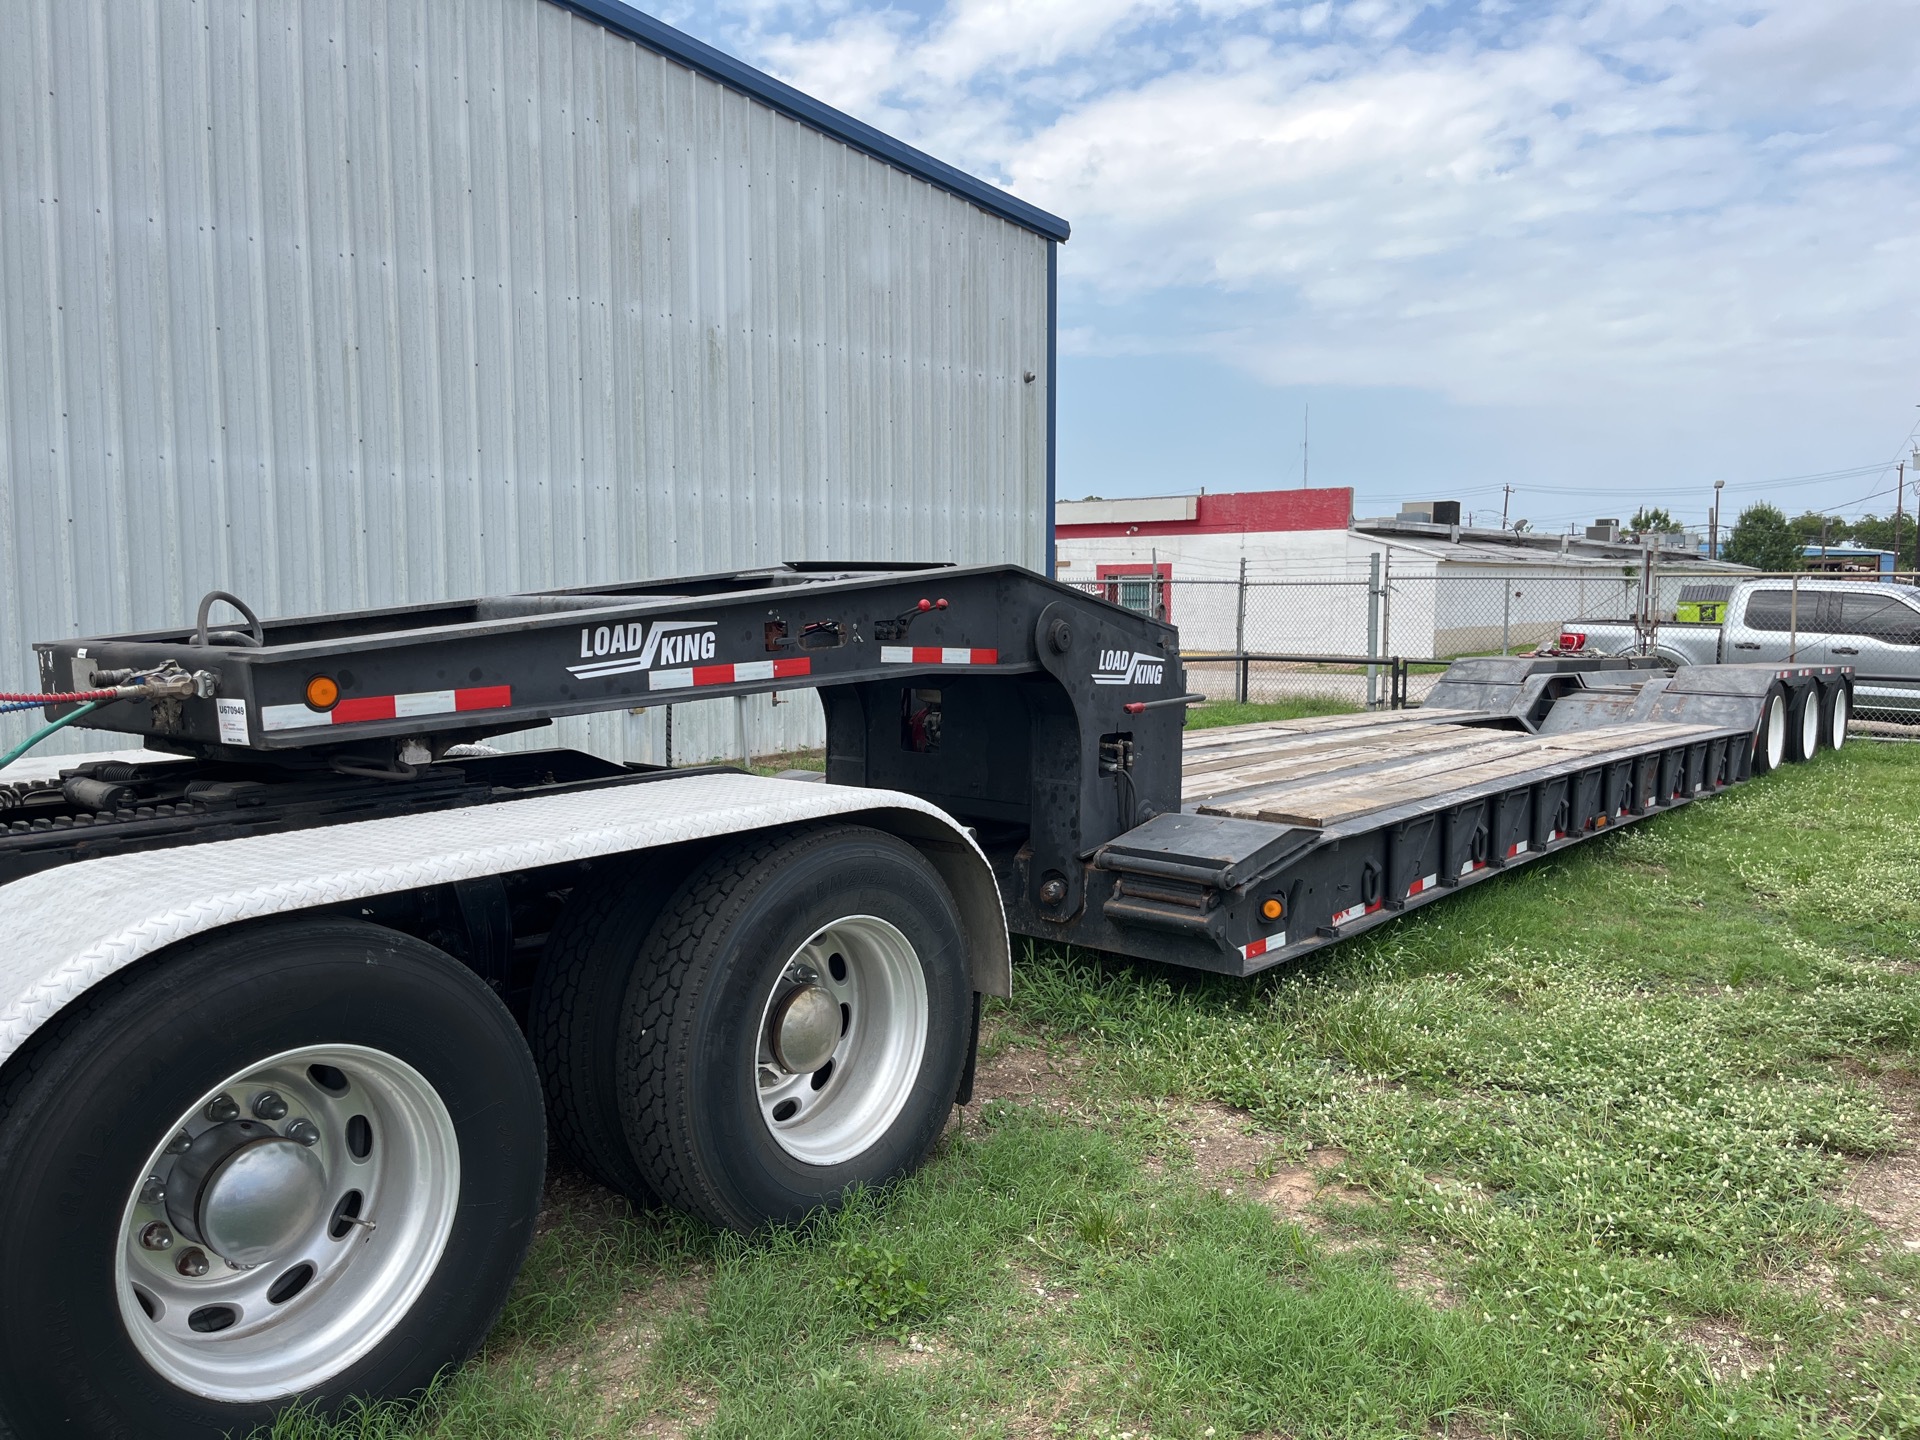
[1763,694,1786,770]
[115,1045,459,1401]
[1831,687,1849,749]
[754,915,928,1166]
[1799,692,1819,758]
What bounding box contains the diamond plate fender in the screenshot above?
[0,772,1010,1068]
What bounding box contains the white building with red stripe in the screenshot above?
[1053,488,1375,653]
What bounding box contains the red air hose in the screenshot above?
[0,690,123,704]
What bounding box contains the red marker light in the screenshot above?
[1123,702,1145,714]
[916,598,931,612]
[934,598,949,610]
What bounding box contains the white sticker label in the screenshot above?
[215,698,250,746]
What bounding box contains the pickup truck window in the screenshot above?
[1838,592,1920,644]
[1741,591,1817,632]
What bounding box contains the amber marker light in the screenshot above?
[305,675,340,711]
[1260,897,1284,922]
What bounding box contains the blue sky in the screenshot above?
[652,0,1920,534]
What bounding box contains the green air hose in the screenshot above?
[0,700,105,773]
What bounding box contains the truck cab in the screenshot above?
[1724,581,1920,717]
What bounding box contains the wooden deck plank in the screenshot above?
[1182,726,1528,799]
[1181,709,1483,754]
[1195,723,1724,827]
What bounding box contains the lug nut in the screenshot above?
[176,1247,210,1277]
[1039,877,1067,905]
[139,1175,167,1206]
[139,1223,173,1251]
[251,1090,288,1121]
[205,1094,240,1123]
[285,1119,321,1147]
[166,1130,193,1155]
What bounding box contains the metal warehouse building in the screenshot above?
[0,0,1066,761]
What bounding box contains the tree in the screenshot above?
[1722,502,1803,572]
[1848,514,1917,570]
[1628,506,1679,534]
[1790,511,1849,549]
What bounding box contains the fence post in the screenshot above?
[1789,572,1800,661]
[1380,546,1394,660]
[1501,574,1511,656]
[1235,556,1249,704]
[1366,553,1382,708]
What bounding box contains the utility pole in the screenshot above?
[1501,485,1513,531]
[1301,405,1310,489]
[1710,479,1724,559]
[1897,460,1906,577]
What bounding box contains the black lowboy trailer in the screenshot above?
[0,562,1849,1437]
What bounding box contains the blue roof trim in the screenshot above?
[548,1,1071,243]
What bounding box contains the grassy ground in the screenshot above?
[1185,697,1359,729]
[265,739,1920,1440]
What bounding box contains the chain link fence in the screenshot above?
[1069,562,1920,732]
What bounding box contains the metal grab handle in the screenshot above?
[193,590,264,648]
[1832,647,1859,655]
[1122,693,1207,714]
[1732,641,1760,650]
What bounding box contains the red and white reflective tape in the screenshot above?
[1505,841,1529,858]
[1459,858,1488,877]
[1330,899,1384,927]
[261,685,513,732]
[879,646,998,667]
[1405,872,1440,898]
[649,657,812,692]
[1241,932,1286,960]
[1548,828,1566,842]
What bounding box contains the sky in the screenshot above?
[649,0,1920,535]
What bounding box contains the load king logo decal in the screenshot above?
[568,619,718,680]
[1093,648,1166,686]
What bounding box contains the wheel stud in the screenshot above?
[139,1222,173,1251]
[285,1119,321,1147]
[251,1090,289,1121]
[176,1247,210,1277]
[139,1175,166,1205]
[205,1093,240,1123]
[166,1129,193,1155]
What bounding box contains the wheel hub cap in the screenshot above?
[199,1136,328,1267]
[770,984,840,1074]
[165,1119,328,1267]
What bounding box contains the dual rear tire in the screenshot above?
[0,823,970,1437]
[535,825,972,1230]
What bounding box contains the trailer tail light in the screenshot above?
[1260,897,1284,922]
[1558,631,1586,652]
[305,675,340,711]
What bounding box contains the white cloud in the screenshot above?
[679,0,1920,464]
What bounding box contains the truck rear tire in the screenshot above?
[0,919,544,1439]
[617,825,972,1231]
[1751,685,1789,775]
[530,857,691,1207]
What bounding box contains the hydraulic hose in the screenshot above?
[0,700,106,772]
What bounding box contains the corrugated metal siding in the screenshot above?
[0,0,1051,762]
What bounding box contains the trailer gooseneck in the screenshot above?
[0,562,1849,1438]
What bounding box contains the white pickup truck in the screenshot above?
[1559,578,1920,721]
